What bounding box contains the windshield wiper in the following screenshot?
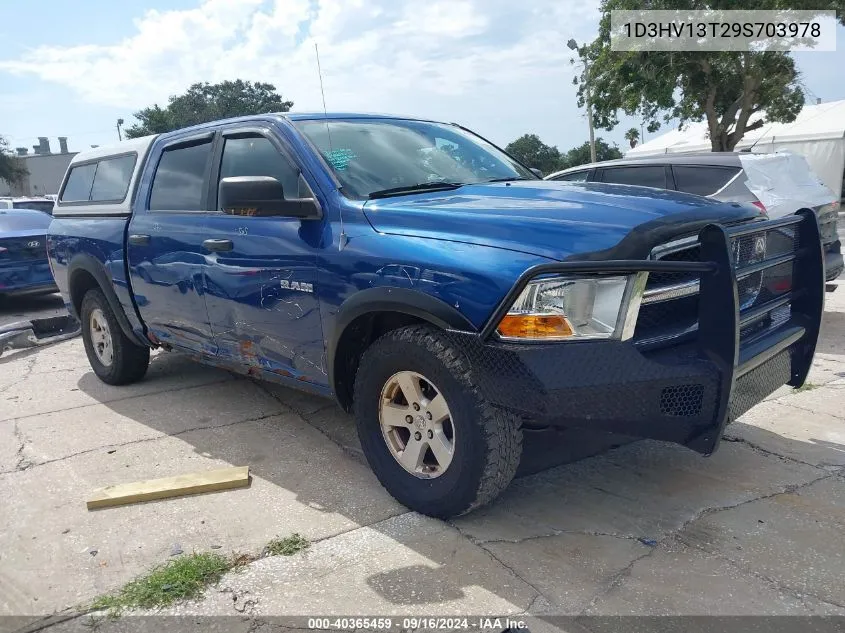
[484,177,532,183]
[368,182,465,199]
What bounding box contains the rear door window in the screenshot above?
[600,166,667,189]
[60,163,97,202]
[90,155,137,202]
[149,141,213,211]
[672,165,741,196]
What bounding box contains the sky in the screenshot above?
[1,0,844,156]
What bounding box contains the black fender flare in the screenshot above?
[327,287,477,398]
[67,254,149,348]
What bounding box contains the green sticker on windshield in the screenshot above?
[325,148,356,171]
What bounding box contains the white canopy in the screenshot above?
[627,99,845,199]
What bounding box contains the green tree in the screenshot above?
[624,127,640,148]
[0,135,27,185]
[577,1,845,151]
[504,134,562,175]
[561,138,623,169]
[125,80,293,138]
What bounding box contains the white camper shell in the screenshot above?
[52,136,157,218]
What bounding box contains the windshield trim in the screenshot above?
[449,122,541,183]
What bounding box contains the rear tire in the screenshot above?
[80,288,150,385]
[353,325,522,517]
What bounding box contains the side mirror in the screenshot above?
[219,176,322,219]
[530,168,544,178]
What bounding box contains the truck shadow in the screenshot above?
[75,349,845,615]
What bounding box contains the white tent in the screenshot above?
[627,99,845,201]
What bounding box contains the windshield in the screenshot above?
[294,118,536,199]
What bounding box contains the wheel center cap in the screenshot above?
[414,415,426,430]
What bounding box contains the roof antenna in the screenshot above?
[315,42,347,250]
[745,123,773,153]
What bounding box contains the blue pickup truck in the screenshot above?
[47,113,824,517]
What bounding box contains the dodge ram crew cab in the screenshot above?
[47,113,825,517]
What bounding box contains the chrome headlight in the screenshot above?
[497,275,631,340]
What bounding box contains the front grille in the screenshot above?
[647,244,701,288]
[635,223,800,348]
[636,243,701,343]
[636,294,698,340]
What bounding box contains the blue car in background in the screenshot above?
[0,208,58,298]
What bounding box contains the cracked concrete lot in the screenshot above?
[1,281,844,624]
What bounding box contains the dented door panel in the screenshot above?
[201,215,325,384]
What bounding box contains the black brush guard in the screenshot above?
[448,210,824,455]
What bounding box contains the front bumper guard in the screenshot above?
[456,210,824,455]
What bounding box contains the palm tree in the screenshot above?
[624,127,640,149]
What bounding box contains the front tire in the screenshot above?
[353,325,522,517]
[80,288,150,385]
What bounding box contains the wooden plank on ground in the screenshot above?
[87,466,250,510]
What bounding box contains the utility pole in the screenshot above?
[116,118,124,142]
[583,68,597,163]
[568,39,596,163]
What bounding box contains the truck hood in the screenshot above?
[363,180,761,261]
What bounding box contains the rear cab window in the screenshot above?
[59,154,137,203]
[89,155,136,201]
[672,165,741,196]
[61,164,98,202]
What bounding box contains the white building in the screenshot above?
[0,137,78,197]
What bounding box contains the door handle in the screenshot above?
[203,238,234,252]
[128,234,150,246]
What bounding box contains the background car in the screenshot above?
[0,196,56,215]
[545,152,843,281]
[0,208,58,298]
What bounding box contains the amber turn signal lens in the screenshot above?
[497,314,573,339]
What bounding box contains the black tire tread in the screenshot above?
[81,288,150,385]
[354,324,522,516]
